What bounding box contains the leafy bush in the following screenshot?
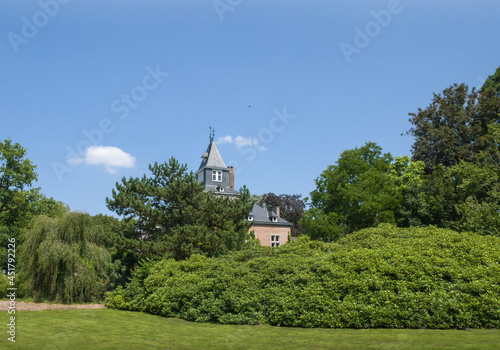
[106,225,500,328]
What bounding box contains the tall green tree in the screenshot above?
[391,152,500,233]
[405,68,500,231]
[388,156,429,227]
[408,67,500,168]
[452,123,500,235]
[106,157,253,260]
[91,214,138,287]
[0,139,68,270]
[408,84,479,167]
[0,139,38,228]
[419,164,459,228]
[299,208,347,242]
[302,142,400,239]
[0,139,67,226]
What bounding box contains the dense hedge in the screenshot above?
[105,225,500,328]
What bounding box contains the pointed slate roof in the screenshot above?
[198,141,227,171]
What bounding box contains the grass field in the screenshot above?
[1,308,499,350]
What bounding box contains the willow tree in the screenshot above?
[21,213,114,303]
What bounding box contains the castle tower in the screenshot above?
[195,132,239,197]
[195,128,292,246]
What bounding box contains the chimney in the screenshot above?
[228,166,234,189]
[272,206,280,218]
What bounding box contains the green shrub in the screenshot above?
[0,273,9,296]
[106,225,500,328]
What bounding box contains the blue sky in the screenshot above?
[2,0,499,216]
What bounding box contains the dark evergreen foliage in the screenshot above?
[106,157,254,260]
[407,79,500,169]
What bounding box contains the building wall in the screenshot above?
[250,225,291,247]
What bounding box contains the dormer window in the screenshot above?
[248,215,254,222]
[212,170,222,182]
[268,210,278,222]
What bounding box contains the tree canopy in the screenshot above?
[0,139,67,270]
[0,139,37,225]
[481,66,500,96]
[302,142,399,240]
[407,80,500,168]
[402,67,500,234]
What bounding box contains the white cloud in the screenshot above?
[216,135,267,151]
[71,146,136,173]
[234,136,267,151]
[216,135,233,144]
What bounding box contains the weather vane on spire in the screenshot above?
[209,126,215,143]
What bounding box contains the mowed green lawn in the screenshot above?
[2,308,499,350]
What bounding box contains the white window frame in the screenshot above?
[271,234,280,247]
[248,215,254,222]
[212,170,222,182]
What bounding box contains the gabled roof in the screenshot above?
[197,141,227,171]
[249,203,293,227]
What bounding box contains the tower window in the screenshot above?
[212,170,222,182]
